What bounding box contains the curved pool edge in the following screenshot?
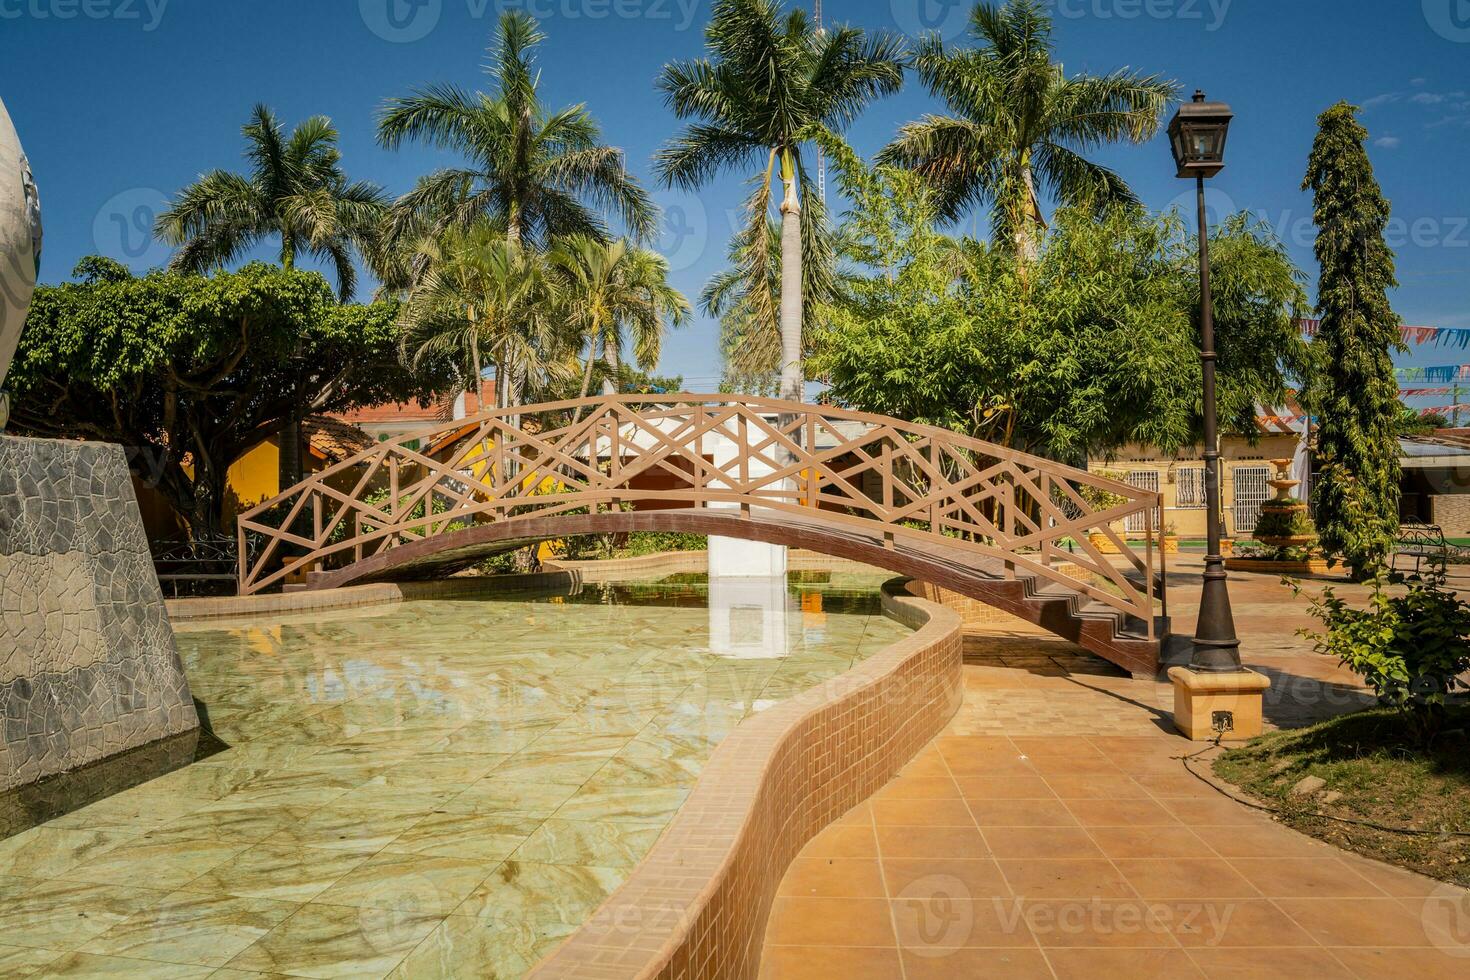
[527,578,965,980]
[165,571,582,623]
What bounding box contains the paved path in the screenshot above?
[758,558,1470,978]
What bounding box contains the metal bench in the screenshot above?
[151,538,240,597]
[1393,523,1453,575]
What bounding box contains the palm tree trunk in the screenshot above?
[470,343,484,414]
[778,149,803,405]
[1016,163,1043,264]
[506,205,522,250]
[601,331,620,396]
[570,336,600,425]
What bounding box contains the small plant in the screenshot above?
[1252,507,1317,541]
[1235,542,1316,562]
[1077,470,1128,512]
[1292,567,1470,744]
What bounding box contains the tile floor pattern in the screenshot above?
[0,582,909,979]
[760,559,1470,978]
[760,731,1470,978]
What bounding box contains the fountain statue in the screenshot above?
[1253,458,1318,548]
[0,96,199,793]
[0,95,42,429]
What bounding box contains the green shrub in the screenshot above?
[1292,569,1470,743]
[1252,506,1317,542]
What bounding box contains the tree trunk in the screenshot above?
[571,336,599,425]
[600,331,620,396]
[277,408,303,492]
[185,463,228,544]
[506,205,522,250]
[470,343,484,415]
[778,149,803,405]
[1015,164,1042,265]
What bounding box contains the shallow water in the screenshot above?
[0,576,908,977]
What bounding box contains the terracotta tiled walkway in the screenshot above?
[759,559,1470,978]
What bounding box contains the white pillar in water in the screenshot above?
[709,532,787,577]
[708,573,789,659]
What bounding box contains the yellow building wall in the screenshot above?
[1090,434,1301,539]
[223,440,281,524]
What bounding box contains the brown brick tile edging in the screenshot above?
[527,580,964,980]
[165,572,579,622]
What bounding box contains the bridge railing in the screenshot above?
[237,395,1165,633]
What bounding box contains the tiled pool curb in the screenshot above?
[165,571,580,622]
[165,551,887,622]
[526,579,964,980]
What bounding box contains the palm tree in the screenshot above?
[399,223,574,415]
[655,0,904,403]
[879,0,1178,260]
[156,104,386,302]
[549,236,690,410]
[156,104,387,488]
[377,10,656,277]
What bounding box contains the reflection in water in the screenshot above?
[708,576,789,659]
[0,575,906,975]
[0,726,227,838]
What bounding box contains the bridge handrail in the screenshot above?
[236,394,1166,633]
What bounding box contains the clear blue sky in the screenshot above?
[3,0,1468,399]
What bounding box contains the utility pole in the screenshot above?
[1455,382,1462,427]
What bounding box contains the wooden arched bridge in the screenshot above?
[237,395,1170,675]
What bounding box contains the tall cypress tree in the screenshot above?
[1303,102,1402,580]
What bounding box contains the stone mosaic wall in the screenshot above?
[0,436,198,791]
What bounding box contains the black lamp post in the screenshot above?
[1169,90,1243,672]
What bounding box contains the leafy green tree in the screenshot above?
[156,104,387,302]
[879,0,1177,260]
[811,156,1307,463]
[8,259,446,538]
[155,104,389,488]
[548,235,690,406]
[378,10,655,268]
[655,0,904,400]
[398,223,573,412]
[1303,102,1402,580]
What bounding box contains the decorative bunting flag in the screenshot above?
[1396,365,1470,383]
[1298,319,1460,346]
[1399,387,1455,397]
[1418,405,1470,417]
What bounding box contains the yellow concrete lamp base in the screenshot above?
[1168,666,1271,741]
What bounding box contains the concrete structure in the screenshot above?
[1400,429,1470,531]
[0,437,198,791]
[0,96,42,429]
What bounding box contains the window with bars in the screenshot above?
[1124,470,1160,533]
[1176,467,1207,509]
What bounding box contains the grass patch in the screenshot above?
[1214,706,1470,886]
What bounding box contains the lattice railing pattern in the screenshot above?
[237,395,1165,631]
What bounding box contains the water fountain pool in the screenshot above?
[0,572,910,977]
